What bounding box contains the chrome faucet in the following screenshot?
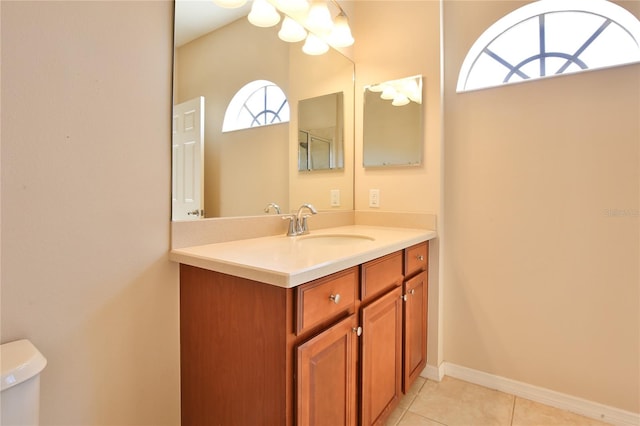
[282,203,318,236]
[263,202,281,214]
[296,203,318,235]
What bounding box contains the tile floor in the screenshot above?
[385,376,612,426]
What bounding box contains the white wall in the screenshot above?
[1,1,180,425]
[443,0,639,414]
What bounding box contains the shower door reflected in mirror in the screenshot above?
[298,92,344,171]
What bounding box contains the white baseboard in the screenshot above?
[420,363,445,382]
[431,363,639,426]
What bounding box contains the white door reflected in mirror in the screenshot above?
[172,96,205,220]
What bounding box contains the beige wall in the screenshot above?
[352,0,443,369]
[443,0,639,413]
[353,1,441,216]
[3,0,638,424]
[1,1,180,425]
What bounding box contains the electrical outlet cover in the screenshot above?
[369,189,380,207]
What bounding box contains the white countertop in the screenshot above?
[170,225,437,287]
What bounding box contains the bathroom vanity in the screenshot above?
[171,225,436,425]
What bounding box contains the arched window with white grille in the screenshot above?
[457,0,640,92]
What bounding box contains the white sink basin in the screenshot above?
[297,234,375,245]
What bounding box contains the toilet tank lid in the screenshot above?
[1,339,47,391]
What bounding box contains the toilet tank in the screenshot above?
[1,339,47,426]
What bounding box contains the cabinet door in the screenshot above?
[297,314,359,426]
[403,270,428,393]
[360,286,403,426]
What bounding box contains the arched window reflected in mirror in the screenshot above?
[222,80,290,132]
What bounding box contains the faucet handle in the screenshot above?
[298,215,312,235]
[282,215,298,237]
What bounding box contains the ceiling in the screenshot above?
[174,0,252,47]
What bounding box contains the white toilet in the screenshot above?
[0,339,47,426]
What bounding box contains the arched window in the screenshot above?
[222,80,290,132]
[457,0,640,92]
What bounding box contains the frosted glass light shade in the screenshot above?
[392,93,410,106]
[400,77,422,103]
[302,33,329,55]
[306,1,333,35]
[279,16,307,42]
[277,0,309,13]
[327,13,354,47]
[367,84,385,93]
[380,86,397,100]
[213,0,248,8]
[248,0,281,27]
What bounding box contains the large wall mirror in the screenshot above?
[172,1,354,220]
[363,75,423,167]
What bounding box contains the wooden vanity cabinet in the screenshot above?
[179,242,429,426]
[296,314,359,425]
[179,265,294,426]
[402,242,429,393]
[359,253,404,425]
[295,268,360,426]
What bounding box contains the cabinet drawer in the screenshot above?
[404,242,428,277]
[361,251,403,302]
[296,267,358,335]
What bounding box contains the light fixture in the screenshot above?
[302,33,329,55]
[248,0,281,28]
[306,1,333,35]
[212,0,248,8]
[278,16,307,42]
[326,11,354,47]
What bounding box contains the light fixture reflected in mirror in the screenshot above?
[327,12,354,47]
[306,1,333,35]
[213,0,248,8]
[215,0,354,54]
[278,16,307,42]
[248,0,281,27]
[277,0,310,13]
[303,33,329,55]
[368,75,422,107]
[380,86,396,100]
[392,93,410,106]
